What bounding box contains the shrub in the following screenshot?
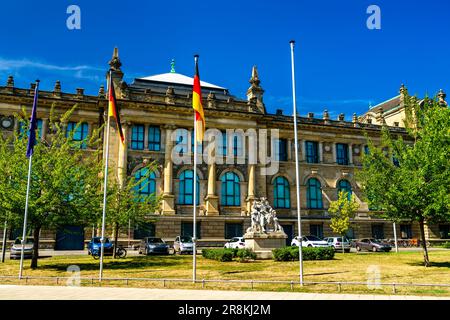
[236,249,257,262]
[442,242,450,249]
[272,246,335,261]
[202,249,233,262]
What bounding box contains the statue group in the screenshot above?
[246,197,284,234]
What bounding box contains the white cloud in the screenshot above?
[0,57,101,72]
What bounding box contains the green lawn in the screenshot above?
[1,250,450,296]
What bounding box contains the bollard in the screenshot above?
[251,280,254,290]
[163,279,166,288]
[202,279,205,289]
[392,284,396,294]
[290,281,294,291]
[125,278,129,286]
[337,282,341,293]
[56,277,59,285]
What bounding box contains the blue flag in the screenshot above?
[26,81,40,158]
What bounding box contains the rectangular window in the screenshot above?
[134,223,155,239]
[221,131,242,157]
[175,129,189,156]
[131,124,145,150]
[400,224,412,239]
[148,126,161,151]
[305,141,319,163]
[181,222,201,239]
[309,224,324,239]
[439,225,449,239]
[336,143,349,165]
[371,224,385,239]
[276,139,288,161]
[19,119,43,140]
[190,129,203,154]
[345,228,355,240]
[225,223,243,239]
[66,122,89,149]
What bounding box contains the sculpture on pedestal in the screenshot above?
[246,197,284,234]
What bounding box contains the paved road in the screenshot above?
[0,285,448,300]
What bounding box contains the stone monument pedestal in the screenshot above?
[244,231,287,259]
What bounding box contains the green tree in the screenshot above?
[357,94,450,266]
[103,163,161,258]
[0,105,103,268]
[328,191,359,253]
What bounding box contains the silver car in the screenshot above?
[10,237,34,259]
[324,237,351,252]
[173,236,194,254]
[139,237,170,255]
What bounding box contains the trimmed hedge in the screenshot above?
[272,246,335,261]
[202,248,257,262]
[202,248,233,262]
[236,249,257,262]
[443,242,450,249]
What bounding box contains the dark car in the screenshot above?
[355,238,392,252]
[138,237,170,255]
[87,237,114,256]
[10,237,34,259]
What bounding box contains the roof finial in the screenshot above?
[109,47,122,71]
[170,59,176,73]
[250,66,260,87]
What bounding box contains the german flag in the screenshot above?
[108,73,125,145]
[192,55,205,142]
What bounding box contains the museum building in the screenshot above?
[0,49,448,249]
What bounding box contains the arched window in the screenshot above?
[178,170,199,205]
[307,178,323,209]
[134,168,156,201]
[273,177,290,209]
[337,179,352,200]
[220,172,240,206]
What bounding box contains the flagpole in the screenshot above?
[192,54,199,284]
[19,79,39,279]
[18,154,33,279]
[99,71,112,281]
[290,40,304,286]
[1,220,7,263]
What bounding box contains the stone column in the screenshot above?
[318,141,323,163]
[117,122,128,187]
[205,163,219,215]
[246,164,256,214]
[301,140,306,161]
[332,142,337,163]
[162,125,175,215]
[144,125,149,150]
[287,139,292,161]
[348,144,353,165]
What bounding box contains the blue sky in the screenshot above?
[0,0,449,118]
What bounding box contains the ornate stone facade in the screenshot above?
[0,48,448,248]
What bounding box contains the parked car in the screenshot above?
[291,235,329,248]
[324,237,351,252]
[10,237,34,259]
[355,238,392,252]
[173,236,194,254]
[87,237,114,256]
[139,237,170,255]
[224,237,245,249]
